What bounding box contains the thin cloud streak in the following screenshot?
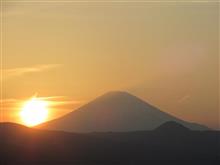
[3,64,61,79]
[1,96,84,110]
[178,95,191,104]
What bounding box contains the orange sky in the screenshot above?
[1,0,219,129]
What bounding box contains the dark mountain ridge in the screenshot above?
[1,122,219,165]
[155,121,190,131]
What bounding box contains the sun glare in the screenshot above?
[20,97,49,127]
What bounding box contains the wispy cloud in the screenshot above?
[36,96,85,106]
[2,95,84,110]
[3,64,61,79]
[178,95,191,104]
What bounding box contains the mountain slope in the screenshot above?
[38,91,208,132]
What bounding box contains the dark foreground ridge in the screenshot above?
[1,122,219,165]
[155,121,190,132]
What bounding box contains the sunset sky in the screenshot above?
[1,0,219,129]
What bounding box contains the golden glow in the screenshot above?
[20,97,49,127]
[2,2,218,129]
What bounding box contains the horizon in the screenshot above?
[1,0,219,129]
[0,90,216,130]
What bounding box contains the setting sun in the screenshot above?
[20,97,49,127]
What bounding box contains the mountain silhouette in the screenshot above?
[1,122,28,129]
[1,122,219,165]
[156,121,190,132]
[38,91,208,132]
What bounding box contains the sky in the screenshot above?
[1,0,219,129]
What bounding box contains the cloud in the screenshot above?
[36,96,85,106]
[178,95,191,104]
[1,95,84,111]
[3,64,61,79]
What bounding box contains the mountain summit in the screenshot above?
[38,91,208,132]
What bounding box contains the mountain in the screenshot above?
[0,122,29,130]
[1,122,219,164]
[155,121,190,131]
[38,91,208,132]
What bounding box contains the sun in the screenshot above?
[20,97,49,127]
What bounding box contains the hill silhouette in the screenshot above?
[38,91,208,132]
[1,122,29,130]
[1,122,219,165]
[156,121,190,131]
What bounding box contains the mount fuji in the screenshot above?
[38,91,208,132]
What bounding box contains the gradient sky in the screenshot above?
[1,0,219,129]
